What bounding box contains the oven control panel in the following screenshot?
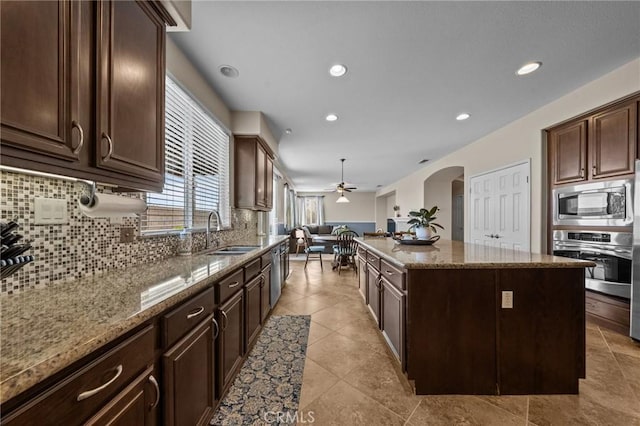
[566,232,611,243]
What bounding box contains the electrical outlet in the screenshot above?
[501,291,514,309]
[34,198,67,225]
[120,227,135,243]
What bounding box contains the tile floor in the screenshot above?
[274,259,640,425]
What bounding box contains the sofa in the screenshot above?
[288,225,334,254]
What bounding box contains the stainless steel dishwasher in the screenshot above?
[270,245,282,306]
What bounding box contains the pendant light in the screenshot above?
[336,159,351,203]
[336,193,350,203]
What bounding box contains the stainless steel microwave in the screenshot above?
[552,179,633,227]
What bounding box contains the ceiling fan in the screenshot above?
[328,158,357,193]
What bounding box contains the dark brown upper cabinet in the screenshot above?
[548,96,639,186]
[0,0,170,192]
[0,1,82,161]
[549,120,587,185]
[95,0,165,183]
[590,100,637,180]
[234,135,274,211]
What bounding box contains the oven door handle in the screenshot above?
[554,244,631,260]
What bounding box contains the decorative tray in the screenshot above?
[393,235,440,245]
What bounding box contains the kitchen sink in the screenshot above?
[200,245,260,256]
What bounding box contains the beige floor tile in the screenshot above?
[528,394,640,425]
[306,320,334,345]
[342,351,420,419]
[613,351,640,403]
[299,358,340,409]
[299,380,405,426]
[335,318,389,356]
[585,327,610,351]
[407,396,525,425]
[601,329,640,358]
[311,305,367,331]
[280,297,332,315]
[270,303,295,316]
[476,395,529,420]
[277,290,306,305]
[306,332,379,377]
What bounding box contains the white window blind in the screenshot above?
[141,76,230,234]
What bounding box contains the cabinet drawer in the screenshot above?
[244,258,261,282]
[261,251,272,268]
[218,269,244,304]
[380,259,406,291]
[162,287,215,348]
[367,251,380,270]
[3,325,154,426]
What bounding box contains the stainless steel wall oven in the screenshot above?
[553,230,632,300]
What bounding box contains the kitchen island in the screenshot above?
[355,237,594,395]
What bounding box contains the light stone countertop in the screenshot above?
[0,235,288,404]
[356,237,595,270]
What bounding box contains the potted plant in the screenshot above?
[393,205,401,217]
[408,206,444,239]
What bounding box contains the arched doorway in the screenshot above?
[423,166,465,241]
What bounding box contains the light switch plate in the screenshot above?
[34,198,67,225]
[501,291,514,309]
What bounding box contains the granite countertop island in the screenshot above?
[356,237,595,269]
[354,237,593,396]
[0,235,288,404]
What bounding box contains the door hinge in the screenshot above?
[526,176,529,183]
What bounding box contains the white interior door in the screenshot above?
[470,173,496,247]
[469,161,530,252]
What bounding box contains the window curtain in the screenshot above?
[296,195,325,226]
[317,196,325,225]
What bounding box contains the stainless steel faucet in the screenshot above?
[206,210,222,249]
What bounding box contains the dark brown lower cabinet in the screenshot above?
[358,256,368,303]
[85,367,158,426]
[218,290,245,394]
[380,277,405,368]
[245,275,262,350]
[261,266,271,323]
[366,266,381,326]
[162,315,215,426]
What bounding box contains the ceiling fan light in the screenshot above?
[336,194,350,203]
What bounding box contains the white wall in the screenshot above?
[377,58,640,253]
[423,166,465,240]
[298,192,376,222]
[166,37,231,129]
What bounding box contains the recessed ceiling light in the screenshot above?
[376,184,382,188]
[285,128,292,134]
[219,65,239,78]
[329,64,348,77]
[456,113,470,121]
[418,159,430,164]
[516,61,542,76]
[325,113,339,122]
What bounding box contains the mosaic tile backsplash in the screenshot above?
[0,170,258,295]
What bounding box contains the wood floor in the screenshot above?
[272,260,640,425]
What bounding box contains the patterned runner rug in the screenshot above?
[211,315,311,425]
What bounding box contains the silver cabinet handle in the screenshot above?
[592,165,597,176]
[212,317,220,339]
[221,310,228,330]
[148,375,159,409]
[580,168,585,178]
[228,281,240,288]
[385,270,394,275]
[72,120,84,155]
[77,365,123,401]
[186,306,204,319]
[102,132,113,161]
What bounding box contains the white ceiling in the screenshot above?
[171,1,640,192]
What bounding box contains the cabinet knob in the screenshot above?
[148,375,160,409]
[101,132,114,161]
[72,121,84,155]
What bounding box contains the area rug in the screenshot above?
[210,315,311,426]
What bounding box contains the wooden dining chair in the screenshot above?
[304,238,325,270]
[332,230,359,274]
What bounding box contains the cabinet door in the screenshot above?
[255,143,267,207]
[0,1,82,161]
[218,290,245,393]
[590,101,637,179]
[245,275,262,350]
[261,266,272,323]
[549,120,587,184]
[85,367,159,426]
[95,0,165,182]
[366,267,381,327]
[381,278,405,368]
[265,157,274,209]
[358,257,368,303]
[162,316,215,426]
